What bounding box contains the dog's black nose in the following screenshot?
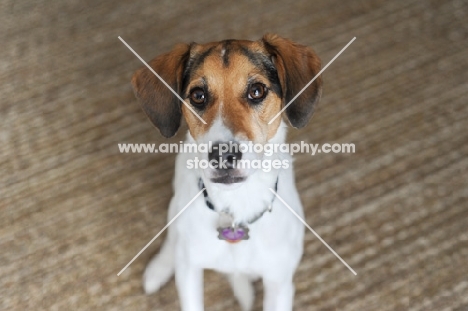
[209,142,242,169]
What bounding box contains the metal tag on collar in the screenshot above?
[217,224,250,243]
[217,211,249,243]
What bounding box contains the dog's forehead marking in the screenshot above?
[221,40,233,67]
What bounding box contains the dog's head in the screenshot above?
[132,34,322,185]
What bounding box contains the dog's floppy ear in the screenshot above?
[131,43,191,138]
[262,34,322,128]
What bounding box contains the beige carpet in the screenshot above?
[2,0,468,310]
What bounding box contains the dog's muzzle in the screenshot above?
[208,141,245,184]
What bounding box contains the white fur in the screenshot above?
[144,122,305,311]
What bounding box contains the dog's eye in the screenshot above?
[190,88,206,105]
[248,83,267,102]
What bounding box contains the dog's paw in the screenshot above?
[143,258,174,295]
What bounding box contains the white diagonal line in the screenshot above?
[118,36,207,125]
[268,37,356,125]
[269,188,357,276]
[117,188,205,276]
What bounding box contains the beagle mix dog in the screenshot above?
[131,34,322,311]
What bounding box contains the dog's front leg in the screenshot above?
[175,260,204,311]
[263,278,295,311]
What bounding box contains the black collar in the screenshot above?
[198,177,278,225]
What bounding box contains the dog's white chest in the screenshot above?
[175,196,303,276]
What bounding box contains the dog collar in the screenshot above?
[198,177,278,243]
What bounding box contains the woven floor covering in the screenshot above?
[2,0,467,310]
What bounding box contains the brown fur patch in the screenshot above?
[131,43,190,138]
[262,34,322,128]
[183,42,283,142]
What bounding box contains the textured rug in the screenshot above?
[2,0,467,310]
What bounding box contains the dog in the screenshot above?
[131,34,322,311]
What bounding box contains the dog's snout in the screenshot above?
[209,142,242,169]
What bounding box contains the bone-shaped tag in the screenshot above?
[217,225,250,243]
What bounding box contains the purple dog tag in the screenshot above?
[218,226,249,243]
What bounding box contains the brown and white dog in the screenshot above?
[131,34,322,311]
